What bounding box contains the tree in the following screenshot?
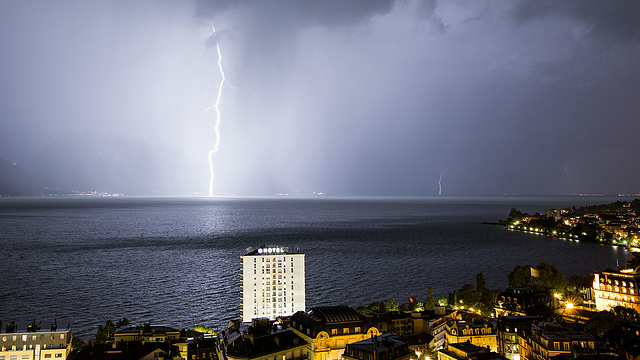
[194,325,217,335]
[587,307,640,337]
[476,272,487,296]
[526,304,556,320]
[508,265,533,287]
[536,262,565,293]
[478,289,501,315]
[567,274,593,293]
[94,318,130,344]
[71,335,84,350]
[458,284,478,307]
[448,290,457,306]
[409,301,425,312]
[371,301,384,312]
[508,263,565,294]
[509,208,525,221]
[383,298,399,312]
[115,318,130,328]
[424,287,437,311]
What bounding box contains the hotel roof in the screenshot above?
[243,245,303,256]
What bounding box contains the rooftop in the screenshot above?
[243,245,303,256]
[307,306,362,324]
[346,333,407,353]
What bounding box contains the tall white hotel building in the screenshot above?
[241,245,305,323]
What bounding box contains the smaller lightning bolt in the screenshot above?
[208,24,226,197]
[438,171,446,196]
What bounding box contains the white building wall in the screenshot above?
[241,246,305,323]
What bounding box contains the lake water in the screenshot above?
[0,195,632,338]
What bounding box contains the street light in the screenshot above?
[565,302,574,310]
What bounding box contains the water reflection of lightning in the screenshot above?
[438,171,446,195]
[207,24,226,197]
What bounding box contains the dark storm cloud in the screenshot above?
[2,0,640,196]
[194,0,395,26]
[513,0,640,45]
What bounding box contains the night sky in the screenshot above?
[1,1,639,196]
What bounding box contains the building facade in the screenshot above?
[0,324,72,360]
[517,322,596,360]
[290,306,381,360]
[494,286,554,317]
[495,316,540,360]
[113,324,181,343]
[241,246,306,323]
[593,248,640,312]
[444,319,497,352]
[219,318,308,360]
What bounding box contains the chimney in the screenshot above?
[28,319,37,332]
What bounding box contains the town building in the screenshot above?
[0,321,72,360]
[113,324,181,343]
[342,334,411,360]
[494,286,554,317]
[603,323,640,360]
[424,307,455,350]
[361,310,439,354]
[109,324,217,360]
[592,247,640,312]
[517,322,596,360]
[69,341,181,360]
[495,316,540,360]
[290,306,381,360]
[444,317,497,352]
[218,318,307,360]
[241,246,306,323]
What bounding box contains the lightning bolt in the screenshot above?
[438,171,446,196]
[207,24,226,197]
